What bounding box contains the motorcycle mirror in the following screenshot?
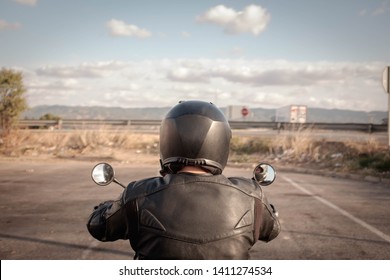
[91,163,127,188]
[91,163,115,186]
[253,163,276,186]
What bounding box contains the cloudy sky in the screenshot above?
[1,0,390,111]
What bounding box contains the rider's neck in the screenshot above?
[178,166,209,174]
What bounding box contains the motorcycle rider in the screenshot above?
[87,100,280,259]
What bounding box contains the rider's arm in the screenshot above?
[257,194,281,242]
[86,189,130,241]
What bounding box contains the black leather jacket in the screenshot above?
[87,172,280,259]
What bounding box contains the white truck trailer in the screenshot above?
[275,105,307,123]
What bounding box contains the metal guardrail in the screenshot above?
[18,119,161,127]
[17,119,387,133]
[273,122,387,133]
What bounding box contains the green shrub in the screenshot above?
[358,153,390,173]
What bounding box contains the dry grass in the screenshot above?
[0,129,160,162]
[1,128,389,176]
[230,127,389,177]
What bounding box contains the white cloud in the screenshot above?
[167,67,209,83]
[0,19,22,30]
[229,47,245,57]
[373,1,390,15]
[197,4,271,36]
[36,61,128,78]
[359,1,390,16]
[22,59,387,111]
[358,9,367,16]
[210,66,343,87]
[181,31,191,38]
[106,19,152,38]
[13,0,37,6]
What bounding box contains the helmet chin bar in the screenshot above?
[160,157,223,175]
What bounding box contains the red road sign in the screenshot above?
[241,107,249,117]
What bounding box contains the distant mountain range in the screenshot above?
[22,105,387,124]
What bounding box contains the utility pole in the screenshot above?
[382,66,390,150]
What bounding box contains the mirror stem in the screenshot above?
[114,178,126,188]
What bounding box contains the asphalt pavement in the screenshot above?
[0,159,389,260]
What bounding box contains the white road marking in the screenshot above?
[281,175,390,243]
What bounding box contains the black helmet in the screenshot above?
[160,100,231,175]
